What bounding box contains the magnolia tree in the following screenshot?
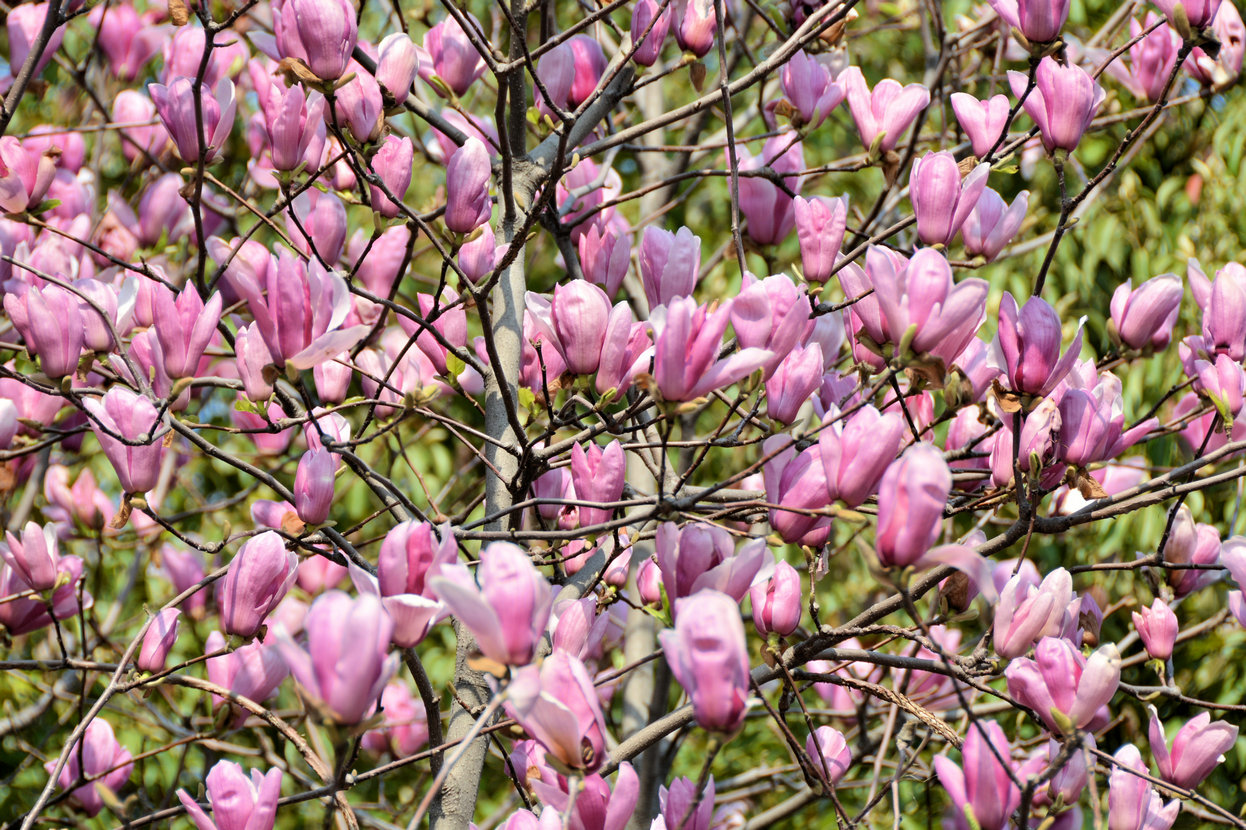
[4,0,1246,827]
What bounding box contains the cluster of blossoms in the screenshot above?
[2,0,1246,827]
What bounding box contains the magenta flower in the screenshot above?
[991,292,1084,397]
[421,14,487,97]
[1108,744,1180,830]
[657,776,715,830]
[1005,637,1121,733]
[526,280,614,375]
[840,66,930,154]
[1,520,62,592]
[459,222,500,283]
[46,719,133,817]
[286,188,347,263]
[806,726,852,787]
[564,35,607,107]
[1163,506,1223,597]
[506,651,608,771]
[950,92,1011,158]
[148,77,236,164]
[294,448,335,526]
[933,720,1020,830]
[0,554,88,636]
[910,151,990,246]
[238,250,369,371]
[989,396,1065,489]
[1188,259,1246,361]
[1186,1,1244,87]
[736,130,805,246]
[369,134,414,219]
[375,32,420,100]
[818,404,906,507]
[1057,372,1156,468]
[391,287,468,377]
[794,195,848,283]
[1008,57,1105,153]
[275,590,398,724]
[763,436,832,546]
[7,3,64,81]
[569,440,626,529]
[640,224,702,308]
[217,531,299,639]
[204,630,289,716]
[362,681,429,757]
[379,520,458,598]
[1110,273,1182,351]
[988,0,1071,43]
[5,283,83,378]
[1132,598,1178,662]
[152,283,222,379]
[750,560,802,637]
[430,541,554,666]
[235,324,275,402]
[730,272,812,378]
[655,521,772,605]
[84,387,167,494]
[73,277,121,353]
[1193,353,1246,418]
[1154,0,1222,29]
[675,0,717,57]
[780,50,845,128]
[136,607,181,673]
[962,187,1029,262]
[445,137,492,233]
[660,589,751,733]
[1110,14,1182,103]
[631,0,671,66]
[273,0,357,81]
[331,61,384,143]
[530,764,638,830]
[250,65,326,173]
[536,50,583,120]
[177,761,282,830]
[0,135,56,213]
[993,567,1072,659]
[578,220,631,299]
[1148,708,1239,789]
[875,444,951,568]
[649,296,772,402]
[864,246,989,364]
[765,343,823,424]
[351,555,448,648]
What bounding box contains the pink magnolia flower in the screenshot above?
[660,589,751,733]
[136,607,182,673]
[273,0,357,81]
[950,92,1010,157]
[506,651,609,771]
[430,542,554,666]
[649,296,772,402]
[840,66,930,154]
[177,761,281,830]
[1008,57,1105,153]
[933,720,1019,830]
[148,77,236,165]
[217,531,299,639]
[1005,637,1121,733]
[47,720,133,817]
[1148,708,1239,789]
[274,590,399,724]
